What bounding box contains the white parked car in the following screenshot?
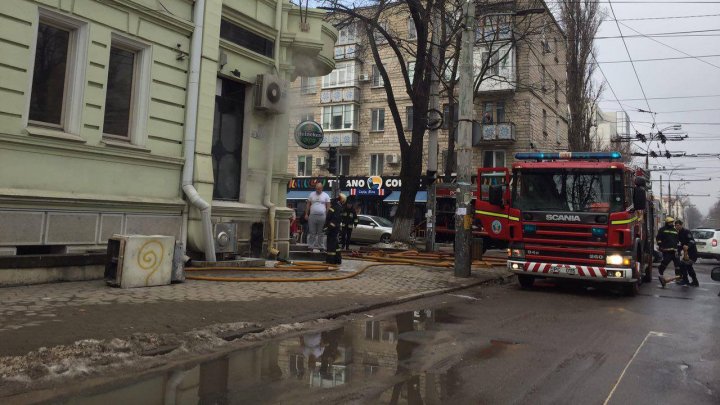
[691,228,720,261]
[351,215,393,244]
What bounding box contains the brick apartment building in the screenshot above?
[286,1,569,214]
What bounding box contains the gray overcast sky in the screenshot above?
[305,0,720,214]
[589,0,720,214]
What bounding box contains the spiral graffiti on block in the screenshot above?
[137,240,165,285]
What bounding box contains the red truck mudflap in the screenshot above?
[508,260,638,282]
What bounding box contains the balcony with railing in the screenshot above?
[474,122,516,145]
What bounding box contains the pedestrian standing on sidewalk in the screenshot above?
[675,219,700,287]
[305,183,330,252]
[324,193,345,264]
[657,216,680,287]
[340,199,358,250]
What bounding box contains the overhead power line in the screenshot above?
[607,0,656,128]
[595,28,720,39]
[595,54,720,64]
[619,22,720,71]
[600,94,720,101]
[546,1,720,3]
[611,13,720,21]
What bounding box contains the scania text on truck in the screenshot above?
[475,152,655,295]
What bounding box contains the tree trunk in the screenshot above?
[391,127,425,242]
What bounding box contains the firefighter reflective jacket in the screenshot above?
[324,199,343,232]
[341,205,358,229]
[656,224,679,251]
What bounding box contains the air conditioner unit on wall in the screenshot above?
[214,223,237,254]
[358,74,370,82]
[386,154,400,164]
[316,156,327,166]
[105,235,175,288]
[255,74,288,114]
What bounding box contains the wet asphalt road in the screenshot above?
[16,261,719,404]
[259,261,720,404]
[411,260,720,404]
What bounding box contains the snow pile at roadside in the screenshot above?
[0,319,334,396]
[0,322,255,391]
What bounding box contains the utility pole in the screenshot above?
[454,0,475,277]
[659,175,663,216]
[426,7,441,253]
[668,179,671,218]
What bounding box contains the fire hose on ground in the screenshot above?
[184,250,507,283]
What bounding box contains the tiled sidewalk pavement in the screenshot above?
[0,260,508,355]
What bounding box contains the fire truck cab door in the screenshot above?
[476,168,512,241]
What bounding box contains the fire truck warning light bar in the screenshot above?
[514,152,622,161]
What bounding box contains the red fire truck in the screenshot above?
[475,152,654,295]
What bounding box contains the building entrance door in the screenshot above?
[212,78,245,201]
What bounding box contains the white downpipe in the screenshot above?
[261,0,285,258]
[182,0,216,262]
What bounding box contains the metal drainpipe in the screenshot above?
[260,0,285,258]
[182,0,216,262]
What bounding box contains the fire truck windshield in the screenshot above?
[512,170,623,213]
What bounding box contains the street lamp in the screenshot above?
[645,124,682,169]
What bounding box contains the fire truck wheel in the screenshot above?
[622,281,639,296]
[517,274,535,289]
[641,268,652,283]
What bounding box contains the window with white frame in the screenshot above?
[370,153,384,176]
[371,108,385,131]
[373,21,388,44]
[322,62,356,88]
[483,150,505,168]
[297,155,313,176]
[28,9,88,134]
[407,18,417,40]
[371,65,384,87]
[103,34,150,143]
[300,76,316,94]
[406,106,413,130]
[322,104,357,130]
[442,103,457,130]
[479,50,500,76]
[365,321,381,340]
[337,23,357,45]
[407,61,416,84]
[338,154,350,175]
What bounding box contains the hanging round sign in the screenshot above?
[294,120,324,150]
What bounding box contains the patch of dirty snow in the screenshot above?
[0,321,258,396]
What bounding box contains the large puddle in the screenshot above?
[32,307,519,404]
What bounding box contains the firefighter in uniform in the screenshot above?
[324,193,345,264]
[340,200,358,251]
[675,219,699,287]
[656,216,680,286]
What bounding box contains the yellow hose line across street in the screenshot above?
[184,251,506,283]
